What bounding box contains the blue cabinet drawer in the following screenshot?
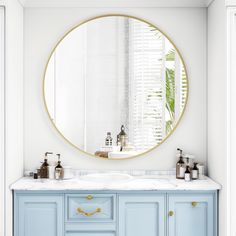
[65,194,116,222]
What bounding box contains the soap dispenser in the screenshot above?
[40,152,53,178]
[176,148,185,179]
[184,156,192,181]
[55,154,64,180]
[191,162,199,180]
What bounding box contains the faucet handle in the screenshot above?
[45,152,53,157]
[56,154,61,161]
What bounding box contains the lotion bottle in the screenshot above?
[184,165,191,182]
[40,152,53,178]
[191,162,199,180]
[55,154,64,180]
[176,148,185,179]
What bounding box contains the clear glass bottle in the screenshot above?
[105,132,113,146]
[55,154,64,180]
[191,162,199,180]
[176,148,185,179]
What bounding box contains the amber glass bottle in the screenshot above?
[176,148,185,179]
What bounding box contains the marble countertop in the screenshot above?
[10,175,221,191]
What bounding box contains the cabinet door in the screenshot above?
[118,195,165,236]
[15,194,64,236]
[168,194,215,236]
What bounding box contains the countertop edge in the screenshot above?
[10,176,222,191]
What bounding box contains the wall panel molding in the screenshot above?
[18,0,214,8]
[0,6,5,236]
[227,7,236,236]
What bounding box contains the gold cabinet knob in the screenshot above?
[77,207,101,217]
[192,202,198,207]
[169,211,174,216]
[86,195,93,200]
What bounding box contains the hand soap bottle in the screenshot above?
[40,152,53,178]
[184,165,191,182]
[55,154,64,180]
[176,148,185,179]
[191,162,199,180]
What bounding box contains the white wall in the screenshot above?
[24,7,207,171]
[0,0,24,236]
[207,0,227,236]
[0,6,5,236]
[226,6,236,236]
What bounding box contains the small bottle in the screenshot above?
[105,132,113,146]
[184,166,191,182]
[40,152,52,178]
[176,148,185,179]
[55,154,64,180]
[191,163,199,180]
[33,173,38,179]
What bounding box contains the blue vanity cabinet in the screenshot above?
[13,191,217,236]
[118,194,165,236]
[168,193,216,236]
[14,193,64,236]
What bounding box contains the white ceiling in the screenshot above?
[18,0,215,8]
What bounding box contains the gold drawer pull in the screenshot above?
[77,207,101,217]
[169,211,174,217]
[86,195,93,200]
[192,202,198,207]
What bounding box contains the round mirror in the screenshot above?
[43,15,188,159]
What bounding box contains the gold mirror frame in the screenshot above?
[42,14,189,160]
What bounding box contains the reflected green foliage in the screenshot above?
[165,50,175,134]
[166,49,175,61]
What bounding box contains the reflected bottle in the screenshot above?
[105,132,113,146]
[117,125,128,151]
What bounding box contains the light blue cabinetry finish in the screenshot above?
[14,194,64,236]
[65,232,115,236]
[168,193,216,236]
[14,191,217,236]
[66,194,116,222]
[118,195,165,236]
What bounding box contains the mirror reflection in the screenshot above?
[44,15,188,159]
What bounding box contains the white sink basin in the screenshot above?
[79,173,133,183]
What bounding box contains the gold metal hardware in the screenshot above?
[86,195,93,200]
[169,211,174,217]
[77,207,101,217]
[191,202,198,207]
